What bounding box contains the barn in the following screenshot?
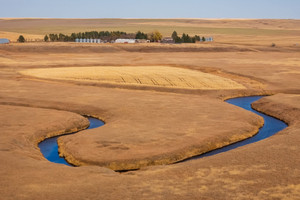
[0,38,10,44]
[115,39,137,44]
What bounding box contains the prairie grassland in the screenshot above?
[0,31,43,42]
[3,25,297,36]
[20,66,246,90]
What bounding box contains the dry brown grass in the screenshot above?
[0,19,300,199]
[20,66,246,90]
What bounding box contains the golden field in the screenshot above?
[0,19,300,199]
[20,66,245,90]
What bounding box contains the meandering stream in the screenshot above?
[39,96,287,167]
[39,117,105,166]
[188,96,287,160]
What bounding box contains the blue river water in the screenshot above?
[39,96,287,167]
[39,117,105,166]
[189,96,287,160]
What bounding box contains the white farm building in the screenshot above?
[0,38,10,44]
[115,39,137,44]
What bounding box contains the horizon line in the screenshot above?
[1,17,300,20]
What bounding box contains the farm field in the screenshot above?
[0,19,300,199]
[20,66,246,90]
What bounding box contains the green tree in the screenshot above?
[44,35,49,42]
[202,37,206,42]
[49,34,58,42]
[171,31,201,43]
[175,36,182,43]
[150,30,162,42]
[58,33,66,41]
[135,31,148,39]
[70,33,77,41]
[186,34,192,43]
[18,35,25,43]
[192,37,196,43]
[172,31,182,43]
[181,33,192,43]
[181,33,186,42]
[172,31,178,40]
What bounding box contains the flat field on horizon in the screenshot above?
[1,18,300,46]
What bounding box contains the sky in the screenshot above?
[0,0,300,19]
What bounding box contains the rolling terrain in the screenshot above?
[0,18,300,199]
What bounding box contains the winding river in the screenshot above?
[39,96,287,167]
[189,96,287,160]
[39,117,105,166]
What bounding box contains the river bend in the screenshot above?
[39,96,287,166]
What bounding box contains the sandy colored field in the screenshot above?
[0,19,300,199]
[0,31,43,42]
[20,66,245,90]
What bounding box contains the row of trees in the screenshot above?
[18,31,202,43]
[44,31,150,42]
[17,31,161,43]
[171,31,202,43]
[135,31,148,40]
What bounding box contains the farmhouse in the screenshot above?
[0,38,10,44]
[161,37,175,44]
[115,39,137,44]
